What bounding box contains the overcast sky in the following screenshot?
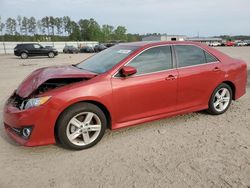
[0,0,249,36]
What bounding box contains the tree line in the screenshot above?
[1,16,249,42]
[0,16,141,42]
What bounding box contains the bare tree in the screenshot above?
[22,17,29,35]
[49,16,55,36]
[28,17,36,35]
[54,17,63,35]
[17,15,22,35]
[6,17,17,35]
[0,16,5,35]
[37,20,44,35]
[41,16,50,35]
[63,16,71,36]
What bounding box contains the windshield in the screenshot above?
[76,45,138,73]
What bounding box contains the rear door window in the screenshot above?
[175,45,206,67]
[204,51,218,63]
[26,44,33,49]
[33,44,41,49]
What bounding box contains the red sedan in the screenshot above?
[226,41,235,47]
[3,41,247,150]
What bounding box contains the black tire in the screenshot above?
[56,102,107,150]
[207,83,232,115]
[20,52,28,59]
[48,52,55,58]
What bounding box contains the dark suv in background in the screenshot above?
[63,45,79,53]
[14,43,58,59]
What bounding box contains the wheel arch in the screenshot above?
[54,100,112,143]
[84,100,112,129]
[222,80,236,100]
[48,50,54,53]
[20,50,29,54]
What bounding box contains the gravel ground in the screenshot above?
[0,47,249,188]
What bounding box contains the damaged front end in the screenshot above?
[7,65,98,110]
[4,65,98,146]
[8,77,89,110]
[34,78,86,95]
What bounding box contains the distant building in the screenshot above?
[142,35,187,41]
[186,37,223,44]
[141,35,223,45]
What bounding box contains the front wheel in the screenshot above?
[207,83,232,115]
[56,103,107,150]
[48,52,55,58]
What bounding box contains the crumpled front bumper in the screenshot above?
[3,101,58,147]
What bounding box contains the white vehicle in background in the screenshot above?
[236,41,248,46]
[209,42,221,47]
[245,40,250,46]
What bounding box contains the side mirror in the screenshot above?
[121,66,137,77]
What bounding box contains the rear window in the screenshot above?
[15,44,23,48]
[16,44,33,49]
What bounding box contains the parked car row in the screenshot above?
[209,40,250,47]
[14,40,250,59]
[72,41,123,54]
[64,44,108,54]
[14,43,112,59]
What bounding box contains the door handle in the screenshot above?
[165,75,177,80]
[213,67,221,72]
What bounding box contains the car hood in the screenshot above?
[16,65,97,98]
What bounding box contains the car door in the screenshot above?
[28,44,41,56]
[31,44,48,55]
[111,45,178,124]
[174,45,224,110]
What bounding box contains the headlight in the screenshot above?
[20,96,51,110]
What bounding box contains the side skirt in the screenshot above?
[111,105,208,130]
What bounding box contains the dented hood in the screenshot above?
[16,65,97,98]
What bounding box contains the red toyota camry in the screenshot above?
[3,41,247,150]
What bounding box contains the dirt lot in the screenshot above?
[0,47,249,188]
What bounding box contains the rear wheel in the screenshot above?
[48,52,55,58]
[56,102,107,150]
[207,83,232,115]
[20,52,28,59]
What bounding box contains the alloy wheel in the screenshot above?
[66,112,102,146]
[213,88,230,112]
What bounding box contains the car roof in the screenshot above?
[118,41,232,62]
[17,43,39,45]
[119,41,207,47]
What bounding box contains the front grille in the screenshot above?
[4,123,22,136]
[11,127,22,136]
[4,123,33,139]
